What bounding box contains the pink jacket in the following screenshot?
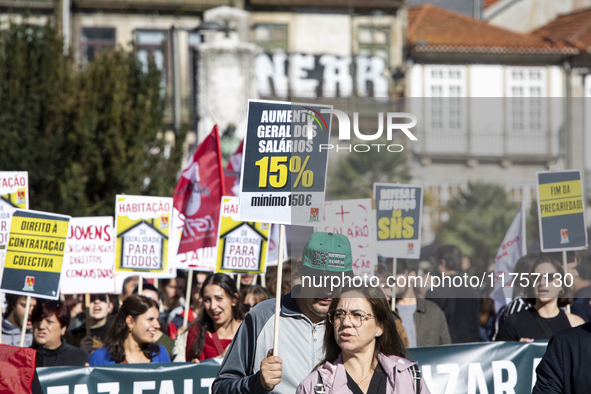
[296,353,431,394]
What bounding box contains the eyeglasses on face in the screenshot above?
[327,309,375,327]
[89,294,109,303]
[240,302,261,313]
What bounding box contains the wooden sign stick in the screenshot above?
[272,224,286,356]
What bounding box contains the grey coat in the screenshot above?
[413,298,451,347]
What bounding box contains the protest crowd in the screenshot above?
[1,107,590,394]
[2,234,591,393]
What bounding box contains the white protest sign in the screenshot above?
[60,217,116,294]
[316,199,377,277]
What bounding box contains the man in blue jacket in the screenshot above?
[212,232,354,394]
[533,322,591,394]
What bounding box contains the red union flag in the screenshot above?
[224,140,243,197]
[0,344,37,393]
[173,125,225,270]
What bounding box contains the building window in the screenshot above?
[81,27,116,65]
[507,67,545,134]
[425,66,466,132]
[253,23,288,53]
[135,30,169,88]
[358,25,390,62]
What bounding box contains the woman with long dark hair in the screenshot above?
[296,285,430,394]
[173,273,242,362]
[87,295,170,365]
[497,254,584,342]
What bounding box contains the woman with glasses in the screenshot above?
[87,295,170,366]
[296,285,430,394]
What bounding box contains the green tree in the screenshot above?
[326,137,410,200]
[0,20,185,217]
[436,182,519,274]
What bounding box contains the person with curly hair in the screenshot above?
[87,294,170,365]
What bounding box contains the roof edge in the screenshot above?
[412,44,579,55]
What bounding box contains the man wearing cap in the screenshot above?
[212,232,353,394]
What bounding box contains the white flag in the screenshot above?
[490,204,526,312]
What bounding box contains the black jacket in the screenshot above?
[32,337,89,367]
[533,322,591,394]
[426,274,481,344]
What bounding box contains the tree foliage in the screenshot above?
[436,182,519,274]
[0,21,184,217]
[326,137,410,200]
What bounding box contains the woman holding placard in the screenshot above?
[172,273,242,362]
[87,295,170,365]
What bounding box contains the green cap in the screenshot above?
[301,232,354,277]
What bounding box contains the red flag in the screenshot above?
[0,345,37,394]
[224,140,244,197]
[173,125,225,257]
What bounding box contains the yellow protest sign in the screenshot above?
[115,195,176,278]
[538,180,584,218]
[0,171,28,248]
[216,197,269,274]
[537,170,587,252]
[0,209,70,299]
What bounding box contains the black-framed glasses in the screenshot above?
[328,309,375,328]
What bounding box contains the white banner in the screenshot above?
[490,204,526,311]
